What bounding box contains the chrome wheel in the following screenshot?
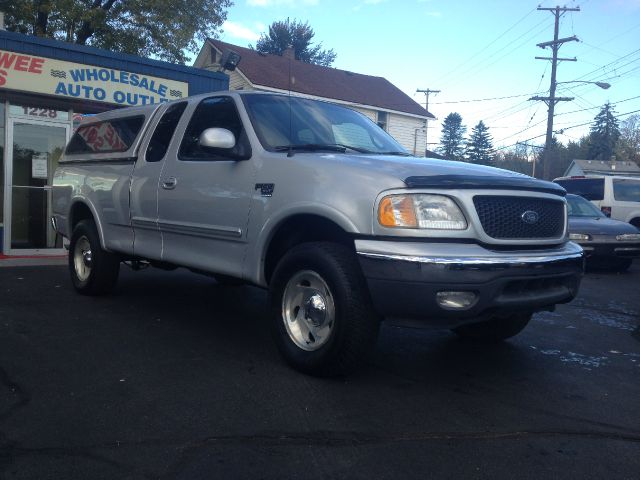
[73,236,92,282]
[281,270,336,351]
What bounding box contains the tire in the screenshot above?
[69,219,120,295]
[269,242,380,377]
[612,258,632,273]
[453,313,532,342]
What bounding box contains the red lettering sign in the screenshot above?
[0,52,45,75]
[0,69,7,87]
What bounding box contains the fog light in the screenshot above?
[569,233,590,241]
[436,291,478,310]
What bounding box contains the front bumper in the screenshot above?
[356,240,584,327]
[575,240,640,259]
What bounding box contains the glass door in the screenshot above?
[4,118,70,255]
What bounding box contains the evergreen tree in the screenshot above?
[465,121,494,165]
[253,18,336,67]
[587,102,620,161]
[438,113,466,160]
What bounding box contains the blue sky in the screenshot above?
[211,0,640,151]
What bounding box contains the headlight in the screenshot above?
[569,233,590,241]
[378,194,467,230]
[616,233,640,241]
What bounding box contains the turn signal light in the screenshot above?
[378,196,417,228]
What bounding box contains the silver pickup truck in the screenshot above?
[52,91,583,375]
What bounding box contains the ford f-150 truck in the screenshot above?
[52,91,584,376]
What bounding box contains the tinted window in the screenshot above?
[145,102,187,162]
[613,178,640,202]
[178,96,249,161]
[555,178,604,201]
[66,116,144,154]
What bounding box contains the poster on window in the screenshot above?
[32,154,48,179]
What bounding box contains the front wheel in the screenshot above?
[453,313,532,342]
[269,242,380,376]
[69,219,120,295]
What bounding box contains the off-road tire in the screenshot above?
[269,242,380,377]
[69,219,120,295]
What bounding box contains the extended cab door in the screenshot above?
[130,101,188,260]
[156,95,255,275]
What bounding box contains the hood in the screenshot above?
[569,216,640,235]
[334,154,565,195]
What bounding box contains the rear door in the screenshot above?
[130,102,188,260]
[156,95,256,276]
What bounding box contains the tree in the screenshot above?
[252,18,336,67]
[616,114,640,164]
[0,0,231,64]
[587,102,620,161]
[465,121,494,166]
[438,112,466,160]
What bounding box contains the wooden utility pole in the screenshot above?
[416,88,440,156]
[529,6,579,179]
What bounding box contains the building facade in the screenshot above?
[0,30,228,256]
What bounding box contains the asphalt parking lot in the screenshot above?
[1,262,639,479]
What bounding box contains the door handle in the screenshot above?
[161,177,177,190]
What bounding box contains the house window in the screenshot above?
[211,48,218,65]
[377,111,388,131]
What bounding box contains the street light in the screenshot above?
[531,79,612,179]
[556,80,611,89]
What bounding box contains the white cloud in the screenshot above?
[222,21,260,41]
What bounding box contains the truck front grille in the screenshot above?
[473,196,565,240]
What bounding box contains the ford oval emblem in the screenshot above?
[521,210,540,224]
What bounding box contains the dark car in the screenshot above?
[567,194,640,272]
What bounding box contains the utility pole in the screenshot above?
[416,88,440,156]
[529,5,579,179]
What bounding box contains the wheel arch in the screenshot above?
[261,213,357,285]
[68,199,106,249]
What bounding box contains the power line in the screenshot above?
[430,91,540,105]
[434,7,537,84]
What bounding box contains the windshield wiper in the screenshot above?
[274,144,347,157]
[274,143,374,156]
[375,151,412,156]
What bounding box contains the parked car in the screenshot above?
[52,91,584,376]
[554,175,640,227]
[567,194,640,272]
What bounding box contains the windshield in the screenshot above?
[242,94,407,154]
[567,194,605,218]
[613,178,640,202]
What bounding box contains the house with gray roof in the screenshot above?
[564,159,640,177]
[193,39,434,155]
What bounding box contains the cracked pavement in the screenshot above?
[0,263,639,479]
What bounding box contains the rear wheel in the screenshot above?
[269,242,380,376]
[453,313,532,342]
[69,219,120,295]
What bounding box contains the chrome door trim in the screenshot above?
[157,219,243,239]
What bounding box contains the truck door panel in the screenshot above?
[157,96,255,275]
[130,102,188,260]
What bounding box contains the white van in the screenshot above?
[554,175,640,227]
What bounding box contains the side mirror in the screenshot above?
[199,128,236,149]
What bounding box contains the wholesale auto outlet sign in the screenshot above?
[0,49,188,106]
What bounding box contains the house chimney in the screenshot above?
[283,45,295,60]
